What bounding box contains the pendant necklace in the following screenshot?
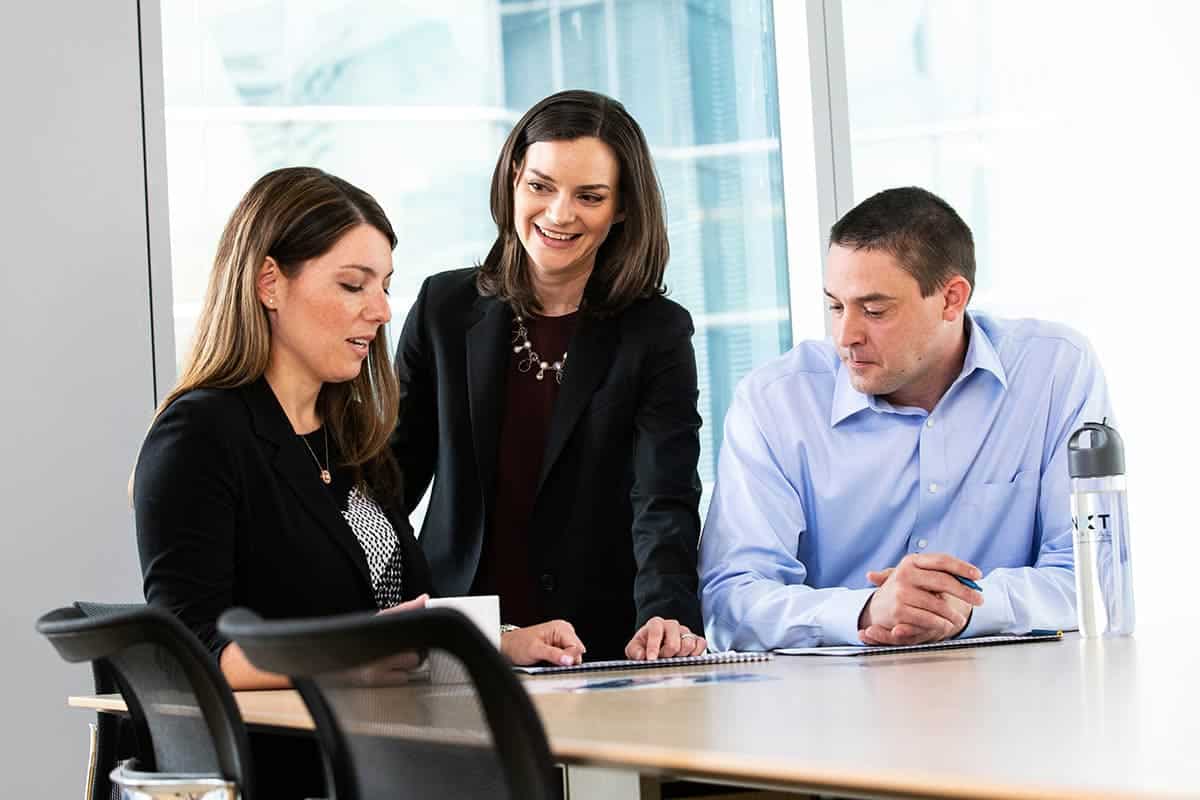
[300,427,332,484]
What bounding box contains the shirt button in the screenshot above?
[917,538,929,549]
[926,418,935,428]
[929,482,939,494]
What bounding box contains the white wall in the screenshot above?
[0,2,159,795]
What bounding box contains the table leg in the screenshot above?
[563,765,662,800]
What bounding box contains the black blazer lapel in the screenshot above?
[536,313,619,494]
[239,380,373,595]
[464,296,512,517]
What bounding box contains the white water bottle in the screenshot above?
[1068,420,1135,637]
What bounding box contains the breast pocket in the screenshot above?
[966,470,1041,562]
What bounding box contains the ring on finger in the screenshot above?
[680,632,698,641]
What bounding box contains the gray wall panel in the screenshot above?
[0,2,158,794]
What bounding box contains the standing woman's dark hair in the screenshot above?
[477,89,669,317]
[143,166,402,499]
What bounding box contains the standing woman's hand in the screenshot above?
[625,616,707,660]
[501,620,587,666]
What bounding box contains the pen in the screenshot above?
[954,574,983,592]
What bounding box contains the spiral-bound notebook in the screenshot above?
[776,630,1063,657]
[514,650,773,675]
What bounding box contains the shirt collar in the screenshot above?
[829,313,1008,428]
[961,312,1008,392]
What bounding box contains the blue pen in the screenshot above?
[954,574,983,591]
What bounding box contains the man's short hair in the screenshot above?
[829,187,975,297]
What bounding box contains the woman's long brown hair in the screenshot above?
[137,167,401,501]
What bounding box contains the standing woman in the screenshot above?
[394,90,706,660]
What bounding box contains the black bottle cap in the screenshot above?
[1068,420,1125,478]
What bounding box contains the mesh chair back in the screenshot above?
[37,604,253,798]
[220,607,556,800]
[73,602,149,800]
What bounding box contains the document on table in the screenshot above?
[514,650,772,675]
[522,671,777,694]
[776,631,1063,657]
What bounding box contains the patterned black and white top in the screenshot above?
[303,429,403,609]
[341,485,404,608]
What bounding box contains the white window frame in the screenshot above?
[775,0,852,342]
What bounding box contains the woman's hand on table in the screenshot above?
[501,620,586,667]
[625,616,707,660]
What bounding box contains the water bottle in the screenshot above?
[1068,420,1135,637]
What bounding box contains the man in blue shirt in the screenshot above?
[700,187,1112,650]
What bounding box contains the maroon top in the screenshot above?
[472,310,580,626]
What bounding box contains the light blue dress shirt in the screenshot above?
[699,312,1113,650]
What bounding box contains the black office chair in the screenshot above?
[219,606,557,800]
[69,602,147,800]
[37,604,254,799]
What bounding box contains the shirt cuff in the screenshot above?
[816,587,877,646]
[959,580,1014,638]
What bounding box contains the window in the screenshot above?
[843,0,1200,624]
[161,0,794,511]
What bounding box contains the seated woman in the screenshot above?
[133,167,585,689]
[394,90,707,661]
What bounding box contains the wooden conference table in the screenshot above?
[70,631,1200,799]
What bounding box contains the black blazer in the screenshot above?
[394,268,703,659]
[134,378,431,656]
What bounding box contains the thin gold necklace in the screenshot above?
[299,427,332,485]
